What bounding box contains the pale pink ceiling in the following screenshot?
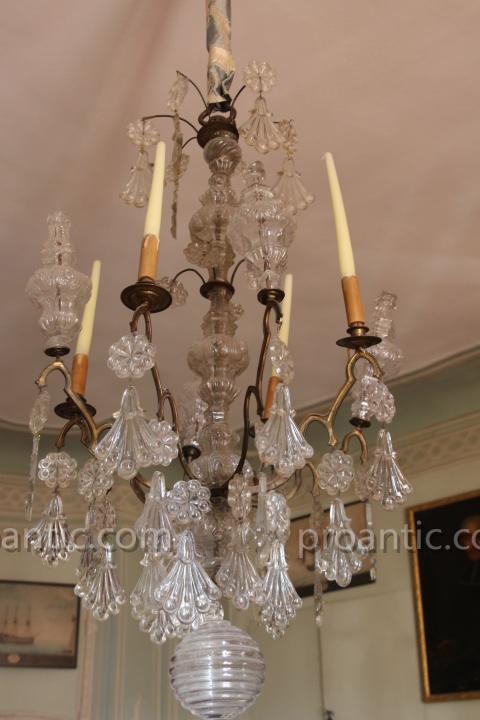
[0,0,479,428]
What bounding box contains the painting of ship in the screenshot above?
[0,580,79,668]
[0,605,35,645]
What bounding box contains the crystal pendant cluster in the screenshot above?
[24,15,410,716]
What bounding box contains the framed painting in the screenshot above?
[0,580,80,668]
[408,490,480,702]
[286,500,375,598]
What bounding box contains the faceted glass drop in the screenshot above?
[28,494,74,566]
[134,472,176,556]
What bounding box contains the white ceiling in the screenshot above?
[0,0,479,429]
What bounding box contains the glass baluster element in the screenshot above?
[25,388,51,520]
[229,162,295,291]
[314,562,324,628]
[94,385,178,479]
[177,381,208,451]
[317,449,355,496]
[25,212,92,352]
[269,335,294,383]
[357,428,412,510]
[119,148,153,208]
[155,529,223,636]
[351,375,396,425]
[166,479,211,525]
[259,539,302,638]
[367,291,404,380]
[107,332,156,379]
[78,544,126,622]
[169,618,265,720]
[78,458,114,503]
[318,498,362,588]
[134,471,176,556]
[255,384,313,477]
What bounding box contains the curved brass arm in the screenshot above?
[341,429,368,463]
[299,348,382,449]
[36,359,101,448]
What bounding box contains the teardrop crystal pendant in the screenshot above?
[255,384,313,477]
[134,471,176,555]
[216,522,264,610]
[28,493,75,566]
[155,529,223,636]
[318,498,362,588]
[273,157,314,214]
[240,96,285,153]
[317,449,355,496]
[259,539,302,637]
[119,148,153,208]
[78,545,126,621]
[94,385,178,479]
[358,428,412,510]
[26,389,51,520]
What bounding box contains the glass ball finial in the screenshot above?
[169,618,265,719]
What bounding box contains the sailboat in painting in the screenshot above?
[0,605,35,645]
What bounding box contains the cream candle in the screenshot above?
[75,260,101,356]
[324,152,356,278]
[278,273,293,346]
[144,141,166,239]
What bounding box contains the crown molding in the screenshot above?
[0,411,479,523]
[1,346,479,437]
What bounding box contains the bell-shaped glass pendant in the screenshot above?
[318,498,362,588]
[130,551,168,632]
[169,618,265,720]
[255,384,313,477]
[259,539,302,638]
[119,148,153,208]
[240,96,285,153]
[273,157,314,214]
[77,545,126,622]
[155,529,223,636]
[27,493,75,566]
[317,449,355,496]
[94,385,178,479]
[216,522,264,610]
[134,471,176,556]
[358,428,412,510]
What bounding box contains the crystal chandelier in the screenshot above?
[24,3,409,718]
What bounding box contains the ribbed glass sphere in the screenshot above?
[169,619,265,719]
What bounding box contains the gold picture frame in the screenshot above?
[408,489,480,702]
